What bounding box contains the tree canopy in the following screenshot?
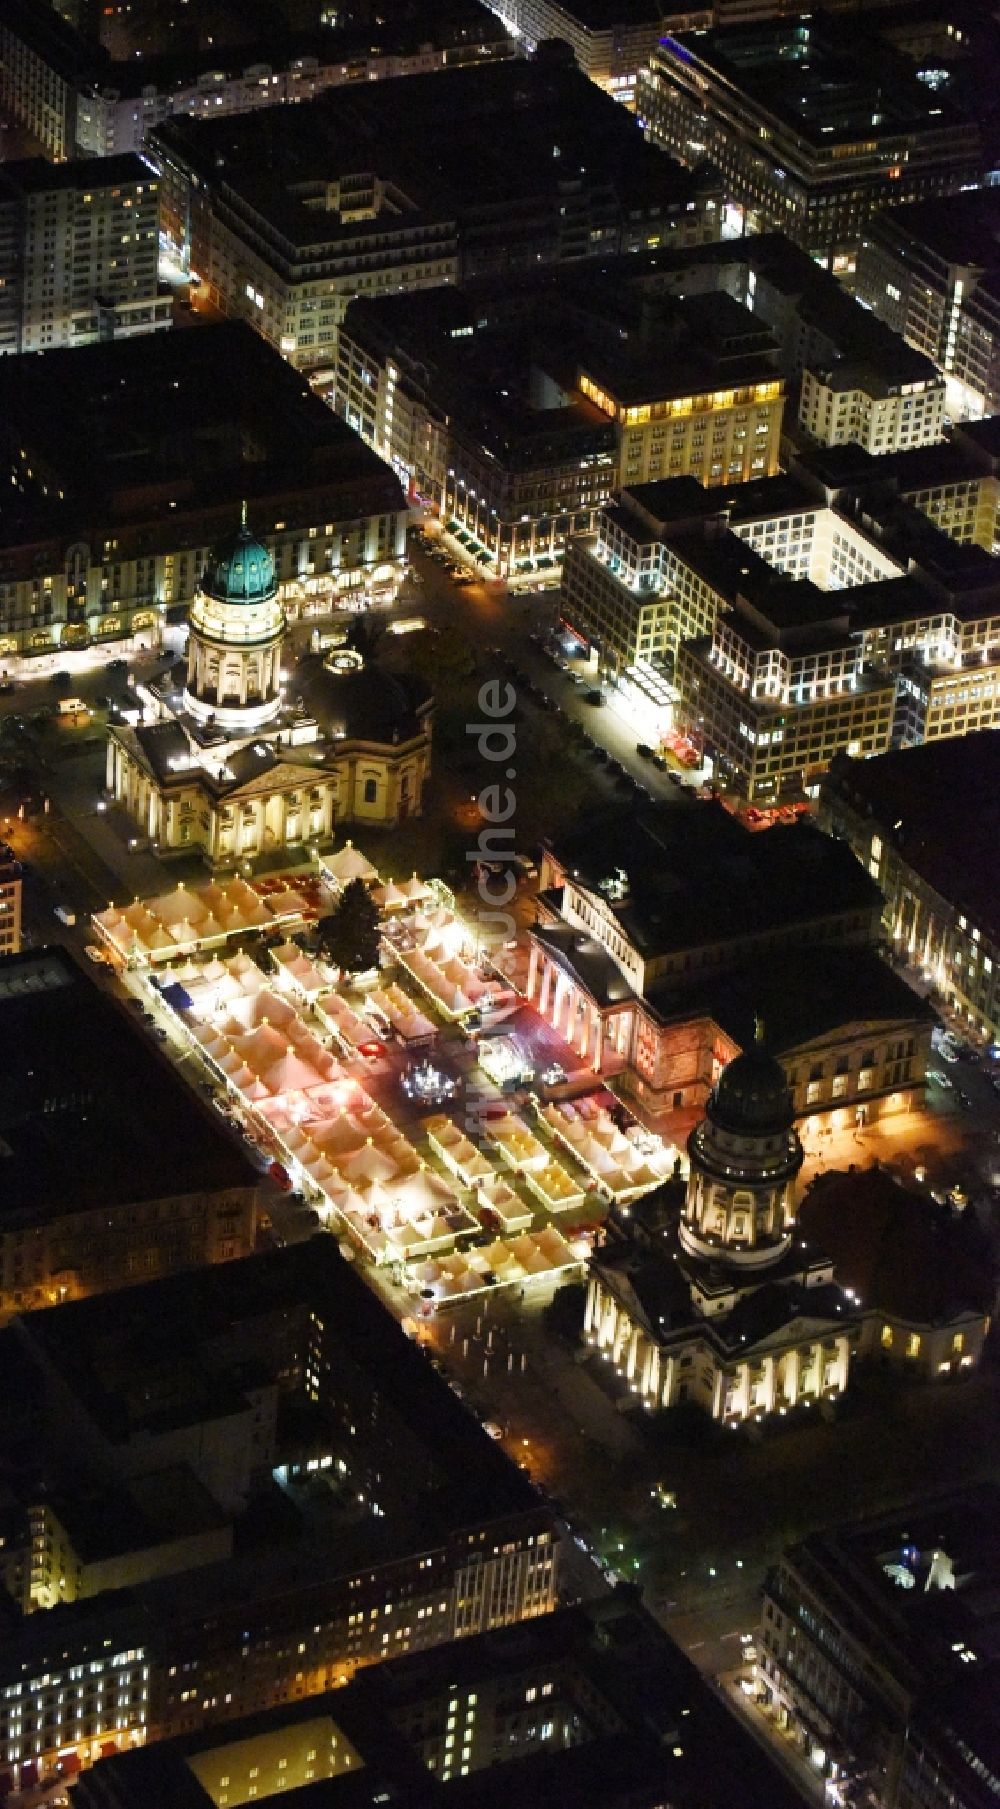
[317,877,380,973]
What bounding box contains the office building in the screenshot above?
[70,1598,809,1809]
[638,18,981,274]
[529,800,933,1123]
[336,269,779,576]
[820,733,1000,1043]
[0,322,407,663]
[0,155,169,359]
[0,844,23,956]
[0,0,514,162]
[757,1488,1000,1807]
[0,946,261,1316]
[0,1240,557,1791]
[150,57,718,375]
[856,187,1000,422]
[106,511,433,858]
[562,443,1000,797]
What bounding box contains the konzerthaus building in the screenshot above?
[0,322,407,664]
[530,801,933,1126]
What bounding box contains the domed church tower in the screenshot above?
[680,1021,803,1270]
[183,505,286,732]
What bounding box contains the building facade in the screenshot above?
[0,155,169,360]
[855,189,1000,423]
[527,803,931,1126]
[820,737,1000,1043]
[0,0,514,162]
[562,457,1000,800]
[757,1491,1000,1809]
[335,276,776,578]
[0,843,23,956]
[150,59,717,375]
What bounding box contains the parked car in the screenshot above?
[585,689,604,705]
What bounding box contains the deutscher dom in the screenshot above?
[106,511,433,865]
[585,1030,855,1424]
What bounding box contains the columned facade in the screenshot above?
[182,510,286,731]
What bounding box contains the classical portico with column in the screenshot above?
[583,1035,858,1426]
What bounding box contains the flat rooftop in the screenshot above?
[20,1238,539,1527]
[824,733,1000,943]
[152,58,698,251]
[869,185,1000,272]
[547,801,879,961]
[663,18,973,147]
[0,947,258,1222]
[0,321,404,550]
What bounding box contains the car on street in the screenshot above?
[636,743,654,759]
[585,689,604,705]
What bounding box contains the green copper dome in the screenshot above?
[201,509,276,606]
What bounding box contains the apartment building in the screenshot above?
[0,0,514,160]
[799,354,945,455]
[563,444,1000,796]
[821,734,1000,1043]
[480,0,710,104]
[0,322,407,662]
[150,58,717,374]
[855,187,1000,422]
[0,155,169,359]
[73,1601,807,1809]
[638,18,981,274]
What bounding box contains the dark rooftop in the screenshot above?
[823,733,1000,943]
[657,944,934,1055]
[0,947,258,1222]
[0,321,404,549]
[152,58,700,252]
[662,17,974,147]
[799,1168,995,1325]
[547,801,880,966]
[20,1238,538,1526]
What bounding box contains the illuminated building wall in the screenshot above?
[800,367,946,455]
[579,373,784,489]
[821,748,1000,1042]
[0,844,22,956]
